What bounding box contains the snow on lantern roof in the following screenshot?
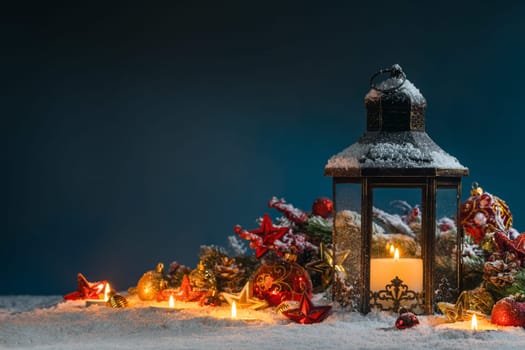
[365,75,426,106]
[325,65,468,178]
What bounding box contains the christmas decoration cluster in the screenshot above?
[453,183,525,327]
[64,185,524,327]
[65,196,334,324]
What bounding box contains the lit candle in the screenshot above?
[471,314,478,331]
[370,249,423,292]
[150,294,178,311]
[229,301,259,322]
[231,301,237,319]
[435,313,499,331]
[103,283,111,302]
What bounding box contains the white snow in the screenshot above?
[366,78,426,105]
[1,295,524,350]
[325,136,466,171]
[429,151,464,169]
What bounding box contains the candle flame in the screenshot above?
[389,244,395,256]
[386,243,390,251]
[169,295,175,308]
[393,248,400,261]
[231,301,237,319]
[471,314,478,330]
[103,283,111,302]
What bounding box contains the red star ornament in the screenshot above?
[64,273,109,301]
[235,214,289,258]
[282,293,332,324]
[171,275,206,302]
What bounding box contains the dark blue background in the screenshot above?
[4,1,525,294]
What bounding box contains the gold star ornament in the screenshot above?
[221,281,269,310]
[321,243,350,280]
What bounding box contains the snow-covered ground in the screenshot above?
[1,295,524,350]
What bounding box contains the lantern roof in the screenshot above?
[325,65,468,178]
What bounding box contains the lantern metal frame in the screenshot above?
[325,65,468,314]
[331,175,464,314]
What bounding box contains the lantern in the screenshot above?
[325,65,468,314]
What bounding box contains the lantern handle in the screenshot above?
[370,64,406,93]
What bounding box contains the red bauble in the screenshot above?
[252,260,313,306]
[461,188,512,244]
[491,297,525,328]
[312,197,333,218]
[395,311,420,329]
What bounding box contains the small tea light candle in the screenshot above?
[435,313,499,332]
[230,301,258,322]
[150,295,178,311]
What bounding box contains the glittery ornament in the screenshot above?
[461,183,513,244]
[312,197,333,218]
[395,309,419,329]
[252,259,313,306]
[491,296,525,327]
[136,263,169,301]
[189,262,217,291]
[106,294,128,308]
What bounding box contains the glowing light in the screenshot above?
[104,283,111,302]
[389,244,395,256]
[231,301,237,319]
[394,248,400,261]
[169,295,175,308]
[471,314,478,331]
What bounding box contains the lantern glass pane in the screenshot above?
[334,182,361,309]
[370,188,423,304]
[435,187,459,303]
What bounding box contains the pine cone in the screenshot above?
[215,257,243,280]
[483,252,520,288]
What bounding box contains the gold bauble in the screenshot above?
[136,262,168,301]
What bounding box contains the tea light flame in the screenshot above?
[169,295,175,308]
[389,244,395,256]
[393,248,400,261]
[103,283,111,302]
[471,314,478,330]
[231,301,237,319]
